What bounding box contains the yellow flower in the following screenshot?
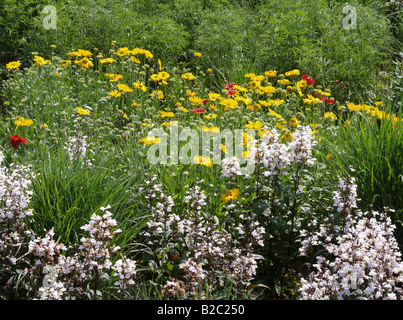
[100,58,115,64]
[375,101,384,107]
[257,85,276,95]
[6,61,21,70]
[264,70,277,77]
[303,95,321,105]
[178,106,189,112]
[284,69,300,77]
[289,117,300,127]
[193,155,212,167]
[220,99,238,110]
[117,83,133,93]
[281,132,293,142]
[139,136,160,145]
[62,60,71,67]
[130,56,141,64]
[194,52,202,57]
[202,126,220,133]
[109,90,122,97]
[326,153,332,160]
[105,73,123,82]
[208,92,222,101]
[74,58,93,69]
[118,109,128,118]
[133,81,147,92]
[207,68,213,72]
[323,112,337,121]
[220,144,227,153]
[268,108,284,120]
[159,111,175,118]
[132,102,141,107]
[182,72,195,81]
[115,47,131,57]
[221,189,240,202]
[14,116,33,126]
[151,90,164,100]
[189,96,204,106]
[277,79,290,86]
[33,55,50,66]
[76,107,90,115]
[245,121,263,130]
[162,121,179,127]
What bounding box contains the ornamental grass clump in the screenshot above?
[299,171,403,300]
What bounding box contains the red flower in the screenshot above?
[320,97,335,104]
[10,135,27,149]
[202,99,209,104]
[302,74,315,85]
[191,107,204,114]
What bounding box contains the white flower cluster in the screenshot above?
[0,162,36,297]
[256,128,291,177]
[299,175,403,300]
[332,175,358,215]
[111,258,137,290]
[248,125,316,179]
[288,125,317,166]
[143,178,264,298]
[34,206,136,299]
[221,156,242,179]
[0,164,34,223]
[28,228,67,266]
[65,132,92,167]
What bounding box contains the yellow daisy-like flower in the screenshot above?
[105,73,123,82]
[100,58,115,64]
[14,116,33,127]
[182,72,195,81]
[194,52,202,57]
[139,136,160,145]
[284,69,300,77]
[159,111,175,118]
[189,96,204,106]
[117,83,133,93]
[281,132,293,142]
[208,92,222,101]
[34,55,50,66]
[289,117,300,128]
[178,106,189,112]
[114,47,131,57]
[118,109,128,118]
[74,58,93,69]
[133,81,147,92]
[204,114,217,119]
[109,90,122,97]
[193,155,212,167]
[245,121,263,130]
[323,112,337,121]
[221,189,240,202]
[132,101,141,107]
[151,90,164,100]
[264,70,277,77]
[202,126,220,133]
[303,95,321,105]
[76,107,90,115]
[277,79,290,86]
[6,61,21,70]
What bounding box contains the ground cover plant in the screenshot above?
[1,0,403,300]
